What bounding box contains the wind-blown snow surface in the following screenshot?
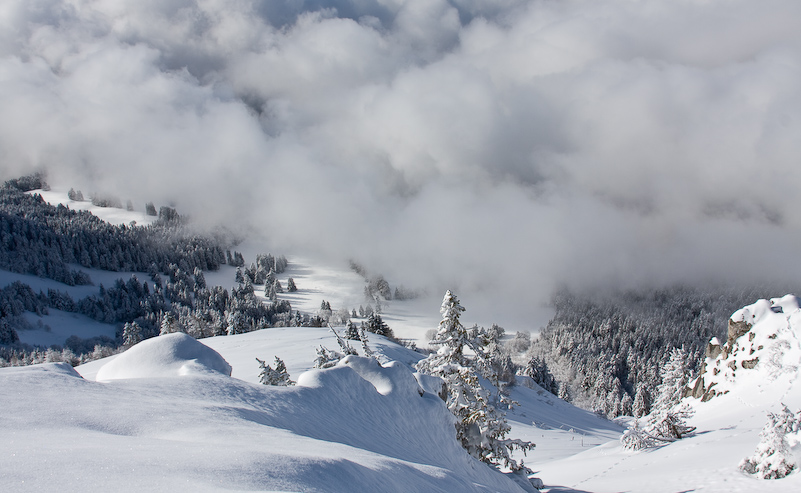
[2,335,528,492]
[1,319,625,492]
[532,296,801,492]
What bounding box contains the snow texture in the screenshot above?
[1,338,529,492]
[94,333,232,381]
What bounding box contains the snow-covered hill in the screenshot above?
[29,188,158,227]
[4,219,801,491]
[532,295,801,492]
[2,330,531,492]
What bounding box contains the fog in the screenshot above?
[2,0,801,330]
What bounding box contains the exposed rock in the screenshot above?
[723,319,752,358]
[742,358,759,369]
[706,338,722,360]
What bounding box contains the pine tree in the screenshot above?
[644,348,695,442]
[0,319,19,344]
[344,321,360,340]
[122,321,143,347]
[416,291,533,471]
[359,327,375,359]
[160,312,179,335]
[633,385,650,418]
[740,406,798,479]
[257,356,295,386]
[362,313,394,339]
[621,419,650,451]
[286,278,297,292]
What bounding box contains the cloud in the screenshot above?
[2,0,801,329]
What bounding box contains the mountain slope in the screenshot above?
[532,295,801,492]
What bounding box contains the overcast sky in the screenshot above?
[2,0,801,329]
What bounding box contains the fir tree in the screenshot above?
[344,321,360,340]
[740,406,798,479]
[160,312,179,335]
[621,419,650,451]
[257,356,295,386]
[646,348,695,441]
[286,278,297,292]
[416,291,533,471]
[122,321,143,347]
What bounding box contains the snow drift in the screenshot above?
[0,337,530,492]
[95,332,232,381]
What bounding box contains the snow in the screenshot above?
[530,295,801,492]
[0,267,152,347]
[94,333,232,381]
[19,309,116,347]
[7,237,801,491]
[1,337,532,492]
[27,188,158,227]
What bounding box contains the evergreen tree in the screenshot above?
[257,356,295,386]
[122,321,143,347]
[0,319,19,344]
[344,321,360,340]
[362,313,394,339]
[642,348,695,443]
[523,356,557,395]
[286,278,297,292]
[359,327,375,359]
[160,312,179,335]
[416,291,533,471]
[740,406,798,479]
[633,385,650,418]
[620,419,650,451]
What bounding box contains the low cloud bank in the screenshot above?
[2,0,801,328]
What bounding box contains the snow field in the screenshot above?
[1,332,534,492]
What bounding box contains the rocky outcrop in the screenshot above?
[688,295,801,402]
[723,319,752,358]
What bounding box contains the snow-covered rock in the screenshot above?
[690,294,801,401]
[95,332,232,381]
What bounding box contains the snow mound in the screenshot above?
[95,333,232,381]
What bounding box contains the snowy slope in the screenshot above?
[28,188,158,227]
[532,295,801,492]
[0,267,158,347]
[1,332,535,492]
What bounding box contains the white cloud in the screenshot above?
[3,0,801,328]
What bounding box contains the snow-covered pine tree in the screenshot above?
[286,277,297,292]
[621,419,650,451]
[159,312,179,335]
[257,356,295,386]
[632,385,650,418]
[344,321,360,340]
[312,327,358,369]
[645,347,695,442]
[359,327,375,359]
[523,356,557,395]
[415,290,533,471]
[740,406,797,479]
[122,321,143,347]
[362,313,394,339]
